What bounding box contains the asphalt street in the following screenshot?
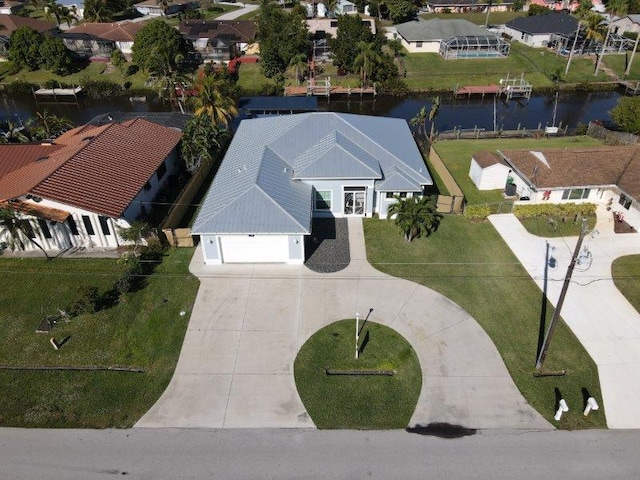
[2,428,640,479]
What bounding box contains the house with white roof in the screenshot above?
[191,112,432,264]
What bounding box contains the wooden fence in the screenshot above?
[429,147,465,214]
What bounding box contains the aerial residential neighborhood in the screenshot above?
[2,0,640,477]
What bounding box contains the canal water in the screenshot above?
[0,89,622,133]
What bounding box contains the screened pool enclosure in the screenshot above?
[439,35,510,59]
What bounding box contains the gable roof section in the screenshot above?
[499,146,640,198]
[0,144,63,178]
[473,150,503,168]
[396,18,494,42]
[505,12,578,36]
[0,13,57,34]
[0,119,182,218]
[178,20,256,42]
[192,112,431,235]
[63,21,146,41]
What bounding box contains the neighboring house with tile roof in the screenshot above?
[528,0,605,13]
[178,20,256,62]
[192,112,432,265]
[393,18,509,57]
[469,146,640,231]
[61,21,146,58]
[0,119,183,253]
[504,11,578,48]
[0,1,27,15]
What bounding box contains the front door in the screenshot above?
[344,187,366,215]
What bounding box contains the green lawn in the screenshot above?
[403,42,609,91]
[518,215,597,237]
[420,11,526,25]
[601,54,640,81]
[363,216,605,429]
[432,136,603,205]
[295,320,422,429]
[0,248,198,428]
[612,255,640,313]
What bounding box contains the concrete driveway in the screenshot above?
[490,205,640,428]
[136,218,550,429]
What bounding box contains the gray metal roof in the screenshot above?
[377,166,424,192]
[192,112,431,235]
[396,18,495,42]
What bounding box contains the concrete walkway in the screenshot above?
[215,2,259,20]
[137,218,550,430]
[489,205,640,428]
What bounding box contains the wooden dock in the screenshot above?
[620,80,640,95]
[455,84,501,97]
[33,86,82,105]
[284,78,376,98]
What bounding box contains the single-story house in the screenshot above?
[394,18,509,58]
[611,14,640,35]
[424,0,514,14]
[0,0,27,15]
[178,20,256,62]
[335,0,357,15]
[306,16,375,60]
[0,119,183,253]
[192,112,433,265]
[528,0,605,13]
[55,0,84,19]
[62,21,146,58]
[504,11,578,48]
[134,0,198,17]
[469,146,640,231]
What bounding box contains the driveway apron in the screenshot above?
[136,218,550,430]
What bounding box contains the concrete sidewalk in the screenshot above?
[137,218,550,430]
[489,205,640,428]
[215,2,258,20]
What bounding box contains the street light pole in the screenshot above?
[535,219,589,372]
[355,312,360,359]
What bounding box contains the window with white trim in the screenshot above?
[385,192,394,199]
[315,190,332,210]
[561,188,590,200]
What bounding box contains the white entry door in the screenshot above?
[219,235,289,263]
[344,187,366,215]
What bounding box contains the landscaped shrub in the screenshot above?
[80,78,123,99]
[5,79,37,95]
[513,202,597,218]
[464,204,491,220]
[66,285,99,317]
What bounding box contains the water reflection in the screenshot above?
[1,90,621,132]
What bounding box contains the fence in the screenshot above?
[160,157,217,247]
[587,122,639,145]
[436,195,464,214]
[428,147,465,214]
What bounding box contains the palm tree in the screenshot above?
[387,195,442,242]
[83,0,113,22]
[191,71,238,127]
[410,106,427,137]
[2,121,30,143]
[353,41,380,86]
[288,53,308,86]
[428,96,440,142]
[595,0,627,75]
[387,38,403,58]
[29,109,74,140]
[44,1,78,27]
[0,207,50,258]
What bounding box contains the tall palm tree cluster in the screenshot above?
[0,110,74,144]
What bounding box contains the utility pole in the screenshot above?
[535,219,589,372]
[565,21,582,76]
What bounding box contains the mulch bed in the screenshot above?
[613,213,637,234]
[304,218,350,273]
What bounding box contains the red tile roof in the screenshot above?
[0,14,57,34]
[499,146,640,199]
[0,119,182,218]
[65,21,147,42]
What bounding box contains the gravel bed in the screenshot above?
[304,218,350,273]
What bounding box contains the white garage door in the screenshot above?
[219,235,290,263]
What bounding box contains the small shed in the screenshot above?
[469,151,510,190]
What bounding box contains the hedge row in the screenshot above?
[464,204,492,219]
[513,202,597,218]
